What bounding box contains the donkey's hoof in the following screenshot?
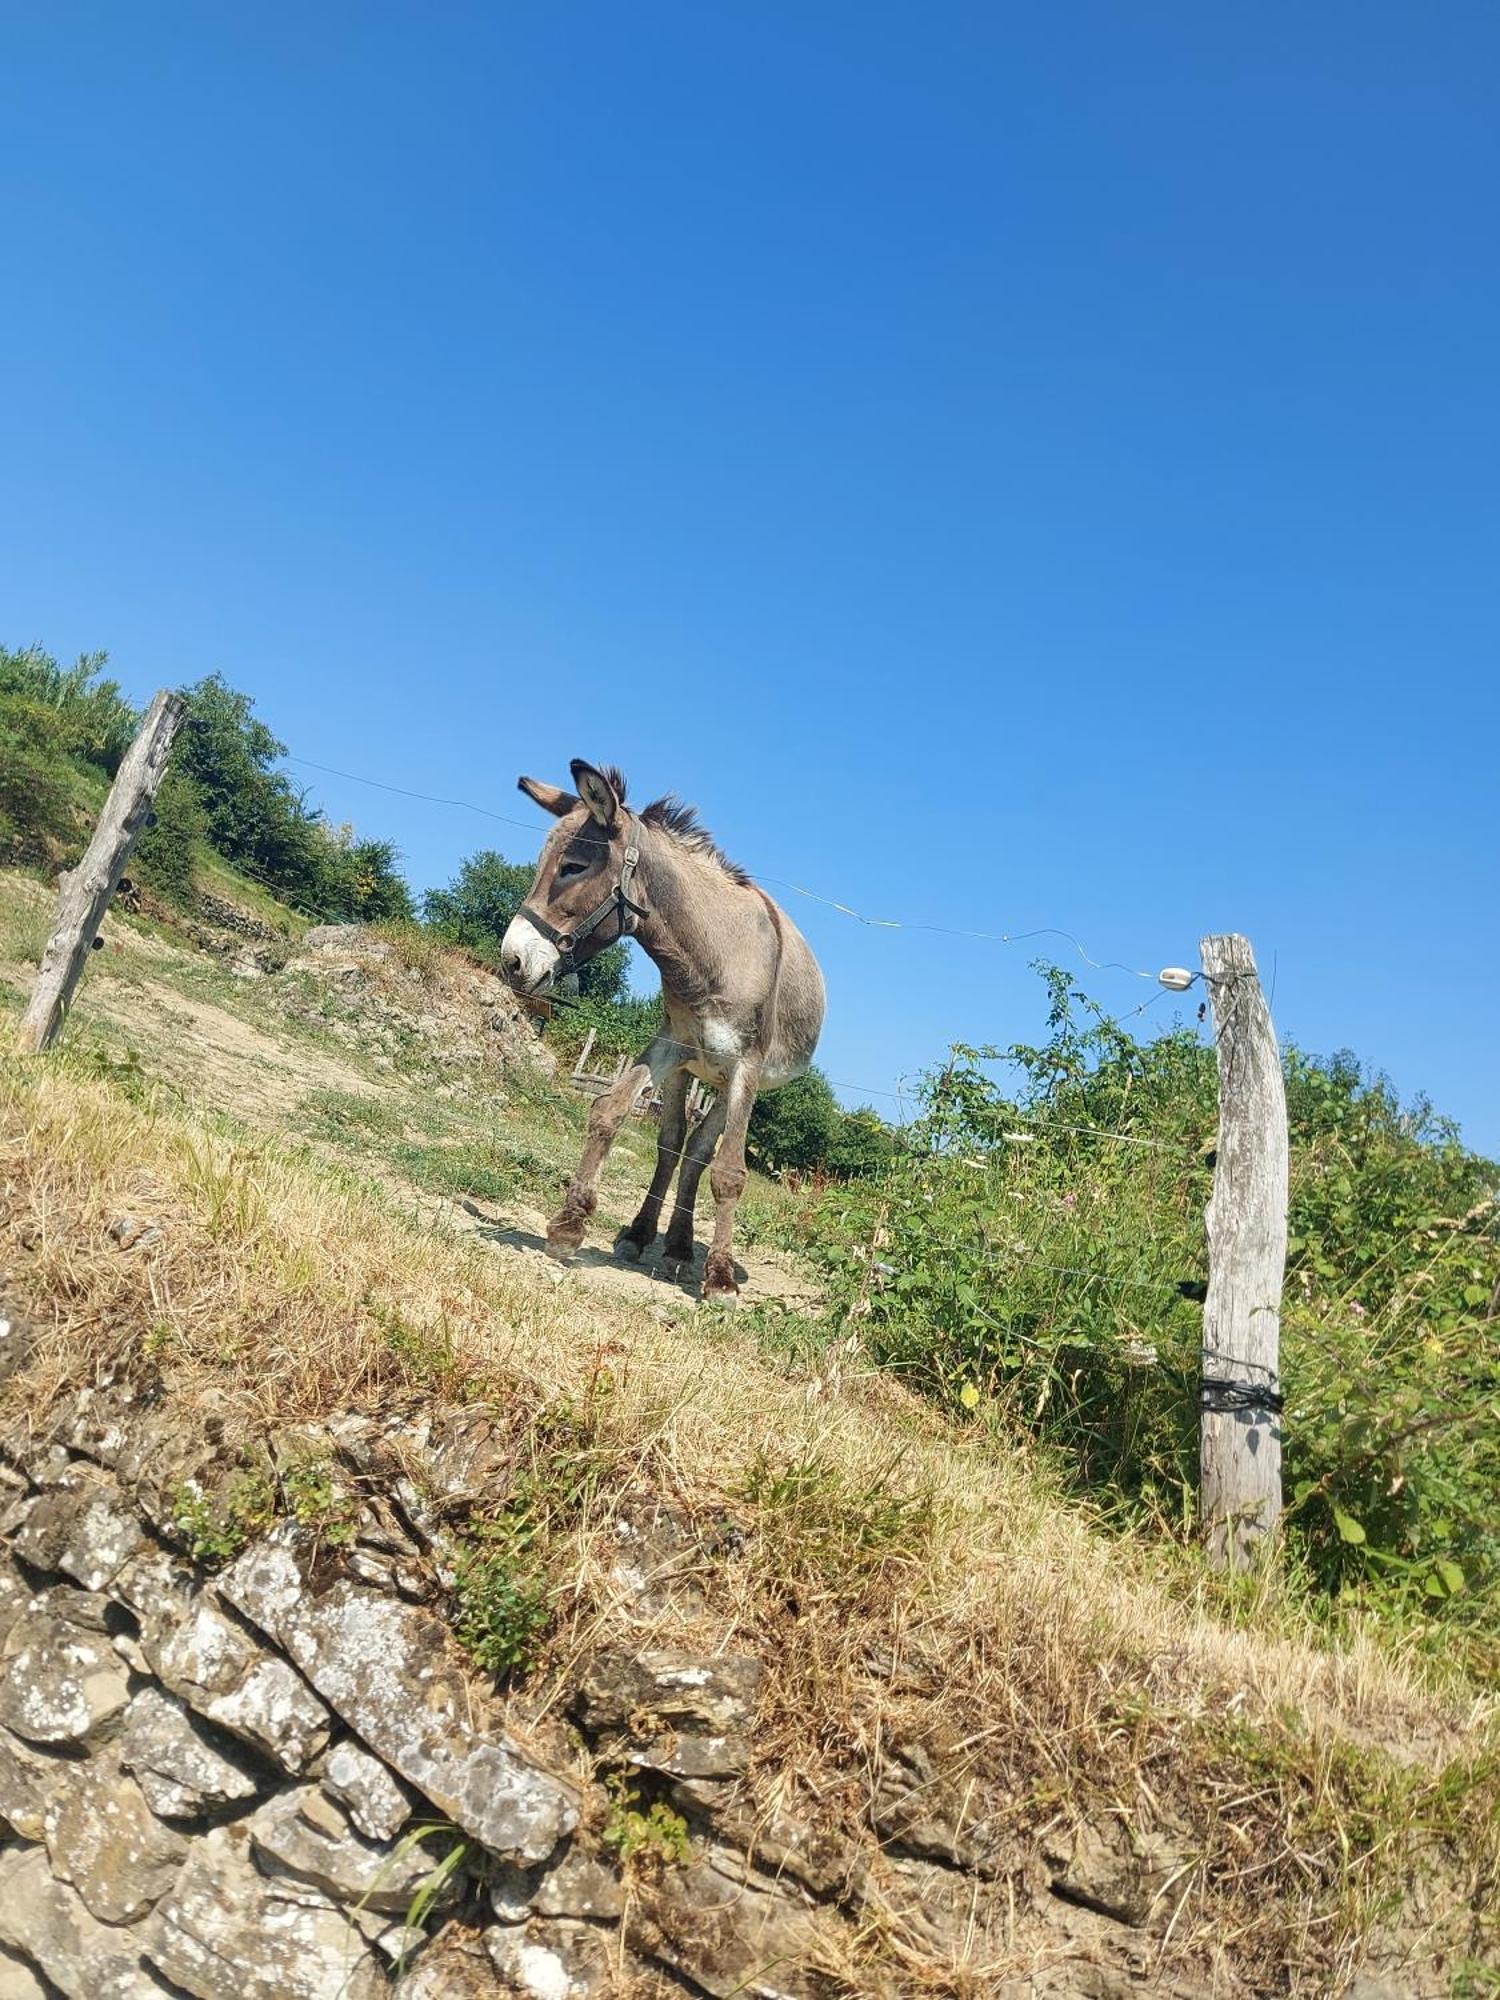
[702,1254,740,1303]
[613,1232,647,1263]
[661,1253,695,1285]
[544,1233,580,1265]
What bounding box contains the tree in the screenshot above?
[174,674,412,918]
[424,848,628,1001]
[748,1067,841,1172]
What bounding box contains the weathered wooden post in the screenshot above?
[18,689,187,1054]
[1199,932,1289,1571]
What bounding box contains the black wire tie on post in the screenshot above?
[1199,1378,1284,1417]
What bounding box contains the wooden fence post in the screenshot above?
[18,689,187,1054]
[1199,932,1289,1571]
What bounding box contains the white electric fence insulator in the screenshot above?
[1158,967,1196,991]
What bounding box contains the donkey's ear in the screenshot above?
[517,775,578,818]
[569,760,621,828]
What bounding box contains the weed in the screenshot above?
[742,1448,936,1589]
[278,1454,358,1548]
[451,1531,549,1679]
[601,1772,691,1868]
[171,1470,275,1565]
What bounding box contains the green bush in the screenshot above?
[133,769,209,906]
[750,1067,841,1172]
[801,965,1500,1654]
[0,645,138,770]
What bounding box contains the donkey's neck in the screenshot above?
[630,824,734,1011]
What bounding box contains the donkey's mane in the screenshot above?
[603,768,750,887]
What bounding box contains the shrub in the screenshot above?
[803,964,1500,1651]
[133,769,209,906]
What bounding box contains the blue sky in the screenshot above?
[4,4,1497,1150]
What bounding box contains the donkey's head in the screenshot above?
[500,760,639,995]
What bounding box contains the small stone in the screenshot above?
[324,1734,414,1840]
[0,1845,173,1998]
[635,1843,828,2000]
[248,1783,459,1914]
[144,1823,386,1999]
[575,1645,762,1779]
[531,1841,624,1921]
[0,1724,51,1840]
[119,1685,263,1820]
[0,1561,31,1648]
[0,1311,33,1388]
[11,1467,145,1590]
[0,1609,131,1745]
[485,1918,615,1998]
[43,1756,189,1924]
[108,1214,161,1250]
[0,1944,49,2000]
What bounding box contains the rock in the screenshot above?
[532,1841,625,1921]
[119,1685,263,1820]
[394,1933,500,1996]
[873,1736,1007,1878]
[324,1733,414,1839]
[249,1783,458,1914]
[606,1493,705,1619]
[489,1839,624,1925]
[1042,1816,1193,1932]
[108,1215,162,1251]
[0,1945,49,2000]
[141,1589,331,1773]
[144,1822,386,1999]
[486,1918,616,1997]
[634,1844,828,1999]
[11,1467,145,1591]
[0,1725,50,1840]
[0,1560,32,1648]
[708,1799,867,1904]
[0,1609,130,1745]
[574,1646,761,1780]
[0,1308,33,1387]
[0,1845,173,1998]
[222,1536,580,1862]
[43,1756,188,1923]
[424,1407,516,1511]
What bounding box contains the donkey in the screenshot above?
[500,760,825,1301]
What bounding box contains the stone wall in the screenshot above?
[0,1386,855,2000]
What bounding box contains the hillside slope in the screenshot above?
[1,866,1496,1998]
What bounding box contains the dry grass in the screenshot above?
[3,1027,1496,1994]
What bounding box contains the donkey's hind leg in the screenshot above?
[703,1062,760,1302]
[546,1034,675,1262]
[615,1066,689,1260]
[661,1095,729,1280]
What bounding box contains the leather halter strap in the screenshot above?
[518,816,648,977]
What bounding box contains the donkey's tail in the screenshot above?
[753,887,788,1060]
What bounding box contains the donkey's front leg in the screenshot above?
[702,1061,761,1302]
[615,1065,689,1260]
[546,1035,675,1262]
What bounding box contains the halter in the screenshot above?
[518,816,649,979]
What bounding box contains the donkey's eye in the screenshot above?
[558,860,588,880]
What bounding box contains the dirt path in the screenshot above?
[443,1193,822,1314]
[2,890,821,1315]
